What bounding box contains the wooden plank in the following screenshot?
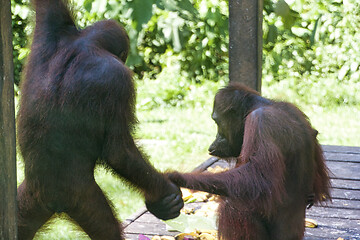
[331,179,360,190]
[325,152,360,163]
[125,146,360,238]
[125,233,142,240]
[123,207,147,228]
[228,0,263,91]
[134,212,161,224]
[192,157,219,172]
[125,206,360,239]
[307,216,360,231]
[125,207,360,239]
[319,199,360,210]
[303,237,328,240]
[0,0,18,239]
[305,226,360,239]
[322,145,360,154]
[307,206,360,220]
[327,161,360,180]
[331,188,360,201]
[304,216,360,239]
[124,222,178,236]
[305,220,360,240]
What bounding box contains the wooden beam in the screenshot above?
[0,0,18,238]
[229,0,263,92]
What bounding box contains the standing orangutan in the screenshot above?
[16,0,183,239]
[168,83,331,240]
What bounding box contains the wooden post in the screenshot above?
[229,0,263,92]
[0,0,18,238]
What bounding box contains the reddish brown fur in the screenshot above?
[169,83,331,240]
[17,0,183,239]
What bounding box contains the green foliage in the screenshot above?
[10,0,360,106]
[76,0,228,82]
[176,0,229,83]
[11,0,30,87]
[262,0,360,107]
[136,53,226,110]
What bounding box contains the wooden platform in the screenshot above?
[124,145,360,240]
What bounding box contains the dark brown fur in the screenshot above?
[168,83,331,240]
[17,0,183,239]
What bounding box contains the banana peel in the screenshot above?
[160,236,175,240]
[175,230,218,240]
[174,232,198,240]
[305,218,318,228]
[181,188,214,203]
[207,166,229,173]
[181,188,193,201]
[198,233,216,240]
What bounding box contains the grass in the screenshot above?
[16,82,360,239]
[301,105,360,146]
